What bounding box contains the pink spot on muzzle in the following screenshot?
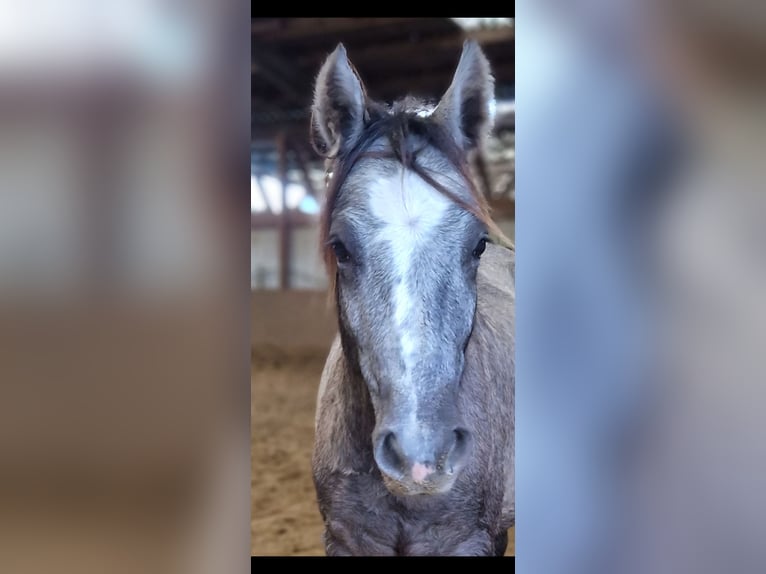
[411,462,435,484]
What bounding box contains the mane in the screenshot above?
[317,98,511,287]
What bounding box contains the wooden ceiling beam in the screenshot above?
[251,18,285,35]
[462,25,515,45]
[338,27,511,66]
[290,28,513,73]
[252,64,303,105]
[252,18,425,42]
[363,61,514,101]
[251,118,310,145]
[252,49,310,106]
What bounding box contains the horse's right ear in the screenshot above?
[433,40,495,152]
[311,44,367,158]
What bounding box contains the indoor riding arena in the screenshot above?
[251,18,515,556]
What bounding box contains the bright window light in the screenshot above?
[451,18,513,31]
[252,174,315,214]
[299,195,320,215]
[251,175,267,212]
[495,99,515,117]
[259,175,283,214]
[285,183,306,210]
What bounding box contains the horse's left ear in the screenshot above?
[311,44,367,158]
[433,41,495,151]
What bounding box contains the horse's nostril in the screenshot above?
[383,431,396,452]
[447,427,473,471]
[454,427,470,446]
[375,431,406,478]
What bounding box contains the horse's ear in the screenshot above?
[311,43,367,158]
[433,40,495,151]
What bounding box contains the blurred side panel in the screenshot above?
[516,0,766,573]
[0,1,250,573]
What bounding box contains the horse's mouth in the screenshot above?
[379,469,458,497]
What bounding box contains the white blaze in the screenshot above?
[367,168,451,434]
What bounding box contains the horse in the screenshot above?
[309,40,515,556]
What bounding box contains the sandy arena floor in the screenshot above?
[251,355,514,556]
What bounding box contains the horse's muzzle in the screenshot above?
[372,426,473,495]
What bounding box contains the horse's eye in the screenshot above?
[472,237,487,259]
[332,240,352,264]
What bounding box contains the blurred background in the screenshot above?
[250,17,515,556]
[0,2,249,573]
[3,2,761,567]
[251,17,515,291]
[516,1,766,573]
